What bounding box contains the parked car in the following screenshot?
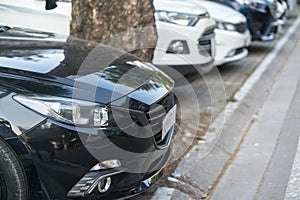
[153,0,217,74]
[191,0,251,65]
[208,0,281,41]
[0,26,176,199]
[0,0,71,35]
[276,0,288,33]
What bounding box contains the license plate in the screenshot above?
[162,105,177,140]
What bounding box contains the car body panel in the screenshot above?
[214,29,251,65]
[192,0,251,65]
[153,20,216,66]
[154,0,207,14]
[0,27,174,105]
[194,0,247,23]
[17,119,171,199]
[208,0,279,41]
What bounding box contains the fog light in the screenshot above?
[167,40,189,54]
[226,50,236,57]
[67,169,123,197]
[98,177,111,193]
[91,159,121,171]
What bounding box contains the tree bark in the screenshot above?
[70,0,157,62]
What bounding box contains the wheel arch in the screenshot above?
[0,122,43,200]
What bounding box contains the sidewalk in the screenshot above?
[284,85,300,200]
[210,30,300,200]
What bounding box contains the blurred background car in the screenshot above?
[275,0,297,25]
[153,0,217,75]
[276,0,288,33]
[0,0,71,35]
[208,0,281,41]
[191,0,251,65]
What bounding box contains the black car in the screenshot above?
[0,26,176,199]
[208,0,280,41]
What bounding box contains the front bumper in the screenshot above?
[21,118,173,199]
[214,29,251,65]
[156,59,215,77]
[153,18,216,67]
[261,19,285,40]
[245,7,278,40]
[67,153,169,199]
[18,92,175,199]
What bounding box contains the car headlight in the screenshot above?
[13,95,110,127]
[237,0,267,11]
[155,11,209,26]
[236,0,250,5]
[216,21,236,31]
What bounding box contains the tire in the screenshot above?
[0,137,29,200]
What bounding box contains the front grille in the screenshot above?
[202,27,215,36]
[253,21,264,32]
[198,26,215,57]
[198,40,212,57]
[235,22,247,33]
[147,93,174,145]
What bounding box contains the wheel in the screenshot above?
[0,137,29,200]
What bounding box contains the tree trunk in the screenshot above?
[70,0,157,62]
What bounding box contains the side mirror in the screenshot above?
[45,0,58,10]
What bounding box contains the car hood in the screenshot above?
[195,1,246,23]
[154,0,208,15]
[0,27,174,106]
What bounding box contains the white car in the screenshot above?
[0,0,71,35]
[153,0,217,74]
[276,0,288,34]
[277,0,288,20]
[192,0,251,66]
